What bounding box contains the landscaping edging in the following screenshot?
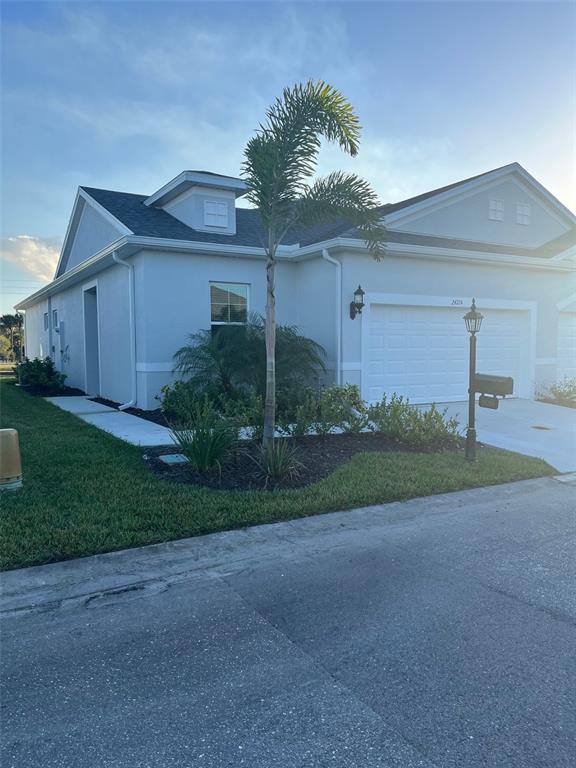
[145,433,464,490]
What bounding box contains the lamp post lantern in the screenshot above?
[463,298,484,461]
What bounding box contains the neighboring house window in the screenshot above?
[516,202,531,225]
[210,282,248,325]
[204,200,228,228]
[488,199,504,221]
[52,309,58,328]
[43,313,49,331]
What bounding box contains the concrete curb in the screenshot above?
[1,477,566,618]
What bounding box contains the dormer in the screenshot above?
[144,171,247,235]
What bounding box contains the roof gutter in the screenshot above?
[17,228,575,312]
[112,251,137,410]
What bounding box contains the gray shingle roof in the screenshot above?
[81,163,575,259]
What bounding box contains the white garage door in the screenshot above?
[558,313,576,381]
[365,304,532,403]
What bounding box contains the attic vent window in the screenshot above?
[516,202,531,225]
[204,200,228,228]
[488,199,504,221]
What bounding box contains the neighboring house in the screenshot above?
[17,163,576,410]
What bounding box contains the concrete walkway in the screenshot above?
[442,398,576,473]
[45,396,173,447]
[2,477,575,768]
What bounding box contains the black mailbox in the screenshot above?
[473,373,514,397]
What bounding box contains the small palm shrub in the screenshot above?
[170,398,235,472]
[173,315,325,402]
[252,439,305,483]
[16,357,66,394]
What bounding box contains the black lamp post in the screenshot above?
[463,298,484,461]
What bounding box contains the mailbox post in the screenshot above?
[463,299,484,461]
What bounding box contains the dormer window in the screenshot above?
[204,200,229,229]
[516,202,531,225]
[488,199,504,221]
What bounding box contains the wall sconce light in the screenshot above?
[349,285,365,319]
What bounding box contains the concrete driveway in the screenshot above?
[1,477,575,767]
[441,398,576,473]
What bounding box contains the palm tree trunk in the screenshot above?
[262,251,276,447]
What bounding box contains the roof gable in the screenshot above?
[55,189,132,278]
[383,164,574,249]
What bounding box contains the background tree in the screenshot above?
[0,314,23,360]
[242,81,386,445]
[0,334,12,361]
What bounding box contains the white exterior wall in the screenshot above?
[23,300,49,359]
[133,250,299,409]
[66,202,123,273]
[294,258,337,380]
[23,261,134,404]
[337,249,575,394]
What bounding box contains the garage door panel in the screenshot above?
[558,313,575,381]
[365,304,530,403]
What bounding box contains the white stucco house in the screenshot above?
[17,163,576,410]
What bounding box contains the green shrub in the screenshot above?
[160,380,203,425]
[221,392,264,441]
[251,439,305,483]
[15,357,66,394]
[277,388,318,437]
[315,384,369,435]
[368,394,460,449]
[367,393,413,440]
[170,397,235,472]
[547,378,576,403]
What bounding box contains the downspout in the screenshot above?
[112,251,137,410]
[321,248,342,385]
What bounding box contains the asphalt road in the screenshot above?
[2,477,575,767]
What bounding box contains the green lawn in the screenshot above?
[0,381,554,570]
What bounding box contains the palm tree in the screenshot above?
[242,81,386,445]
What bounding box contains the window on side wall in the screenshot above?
[488,199,504,221]
[210,283,248,328]
[43,313,49,331]
[52,309,58,328]
[516,202,531,225]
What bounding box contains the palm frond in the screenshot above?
[294,171,387,259]
[242,81,362,229]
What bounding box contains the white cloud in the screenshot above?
[1,235,61,283]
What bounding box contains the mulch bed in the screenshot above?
[145,433,461,491]
[16,383,86,397]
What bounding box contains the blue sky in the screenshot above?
[1,0,574,312]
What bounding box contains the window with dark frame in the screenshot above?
[43,313,49,331]
[210,282,248,326]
